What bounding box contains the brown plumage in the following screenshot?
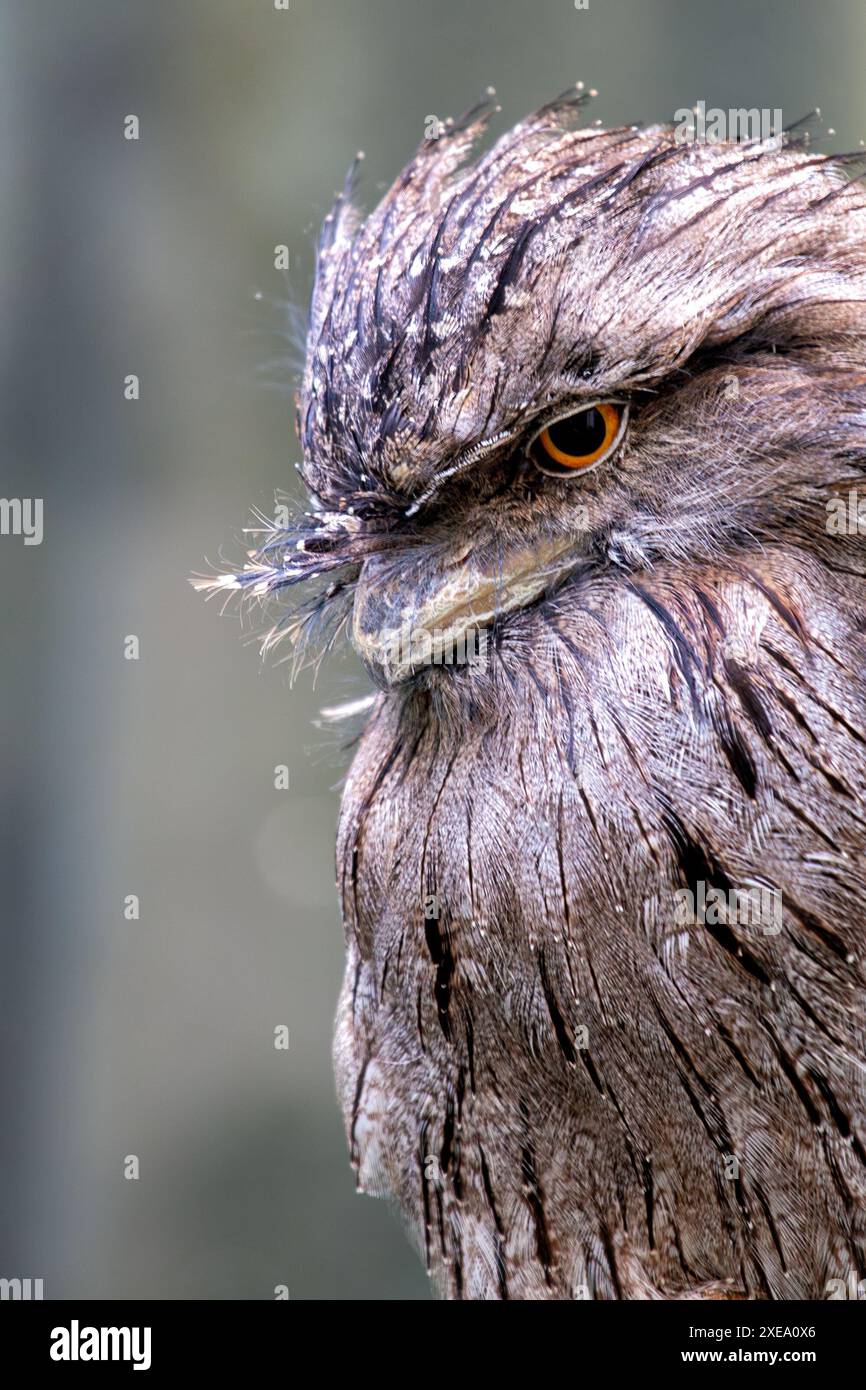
[203,89,866,1299]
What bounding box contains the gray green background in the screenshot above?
[2,0,865,1299]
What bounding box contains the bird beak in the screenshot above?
[351,534,580,685]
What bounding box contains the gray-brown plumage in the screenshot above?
[204,89,866,1299]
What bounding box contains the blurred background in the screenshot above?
[1,0,865,1301]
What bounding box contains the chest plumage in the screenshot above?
[336,554,866,1298]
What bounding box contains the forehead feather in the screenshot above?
[301,99,866,503]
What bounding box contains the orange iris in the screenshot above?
[536,403,622,470]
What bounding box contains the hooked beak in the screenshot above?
[351,533,582,685]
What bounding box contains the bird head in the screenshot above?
[199,89,866,693]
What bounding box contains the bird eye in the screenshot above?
[529,402,627,477]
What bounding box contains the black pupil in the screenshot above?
[548,407,607,457]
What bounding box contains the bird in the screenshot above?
[201,86,866,1299]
